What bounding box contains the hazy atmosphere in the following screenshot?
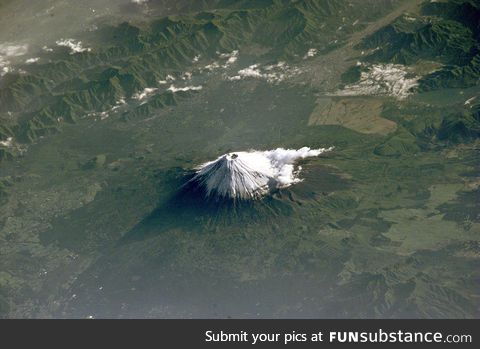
[0,0,479,318]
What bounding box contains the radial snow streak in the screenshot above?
[189,147,333,200]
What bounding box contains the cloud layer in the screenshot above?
[190,147,333,200]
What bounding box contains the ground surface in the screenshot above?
[0,0,479,318]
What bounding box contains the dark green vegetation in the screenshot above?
[358,0,480,90]
[0,0,479,318]
[0,0,395,157]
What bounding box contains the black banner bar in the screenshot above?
[1,319,477,348]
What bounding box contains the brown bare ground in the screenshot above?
[308,97,397,135]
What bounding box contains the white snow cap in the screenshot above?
[190,147,333,200]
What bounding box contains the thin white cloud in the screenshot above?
[228,61,301,84]
[56,39,92,54]
[204,50,239,71]
[132,87,158,101]
[25,57,40,64]
[303,48,317,59]
[334,64,419,100]
[167,85,203,93]
[159,74,176,84]
[0,43,29,76]
[0,137,14,148]
[190,147,334,200]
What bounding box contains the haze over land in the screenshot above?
[0,0,479,318]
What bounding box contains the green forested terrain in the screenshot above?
[0,0,479,318]
[0,0,397,155]
[358,0,480,90]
